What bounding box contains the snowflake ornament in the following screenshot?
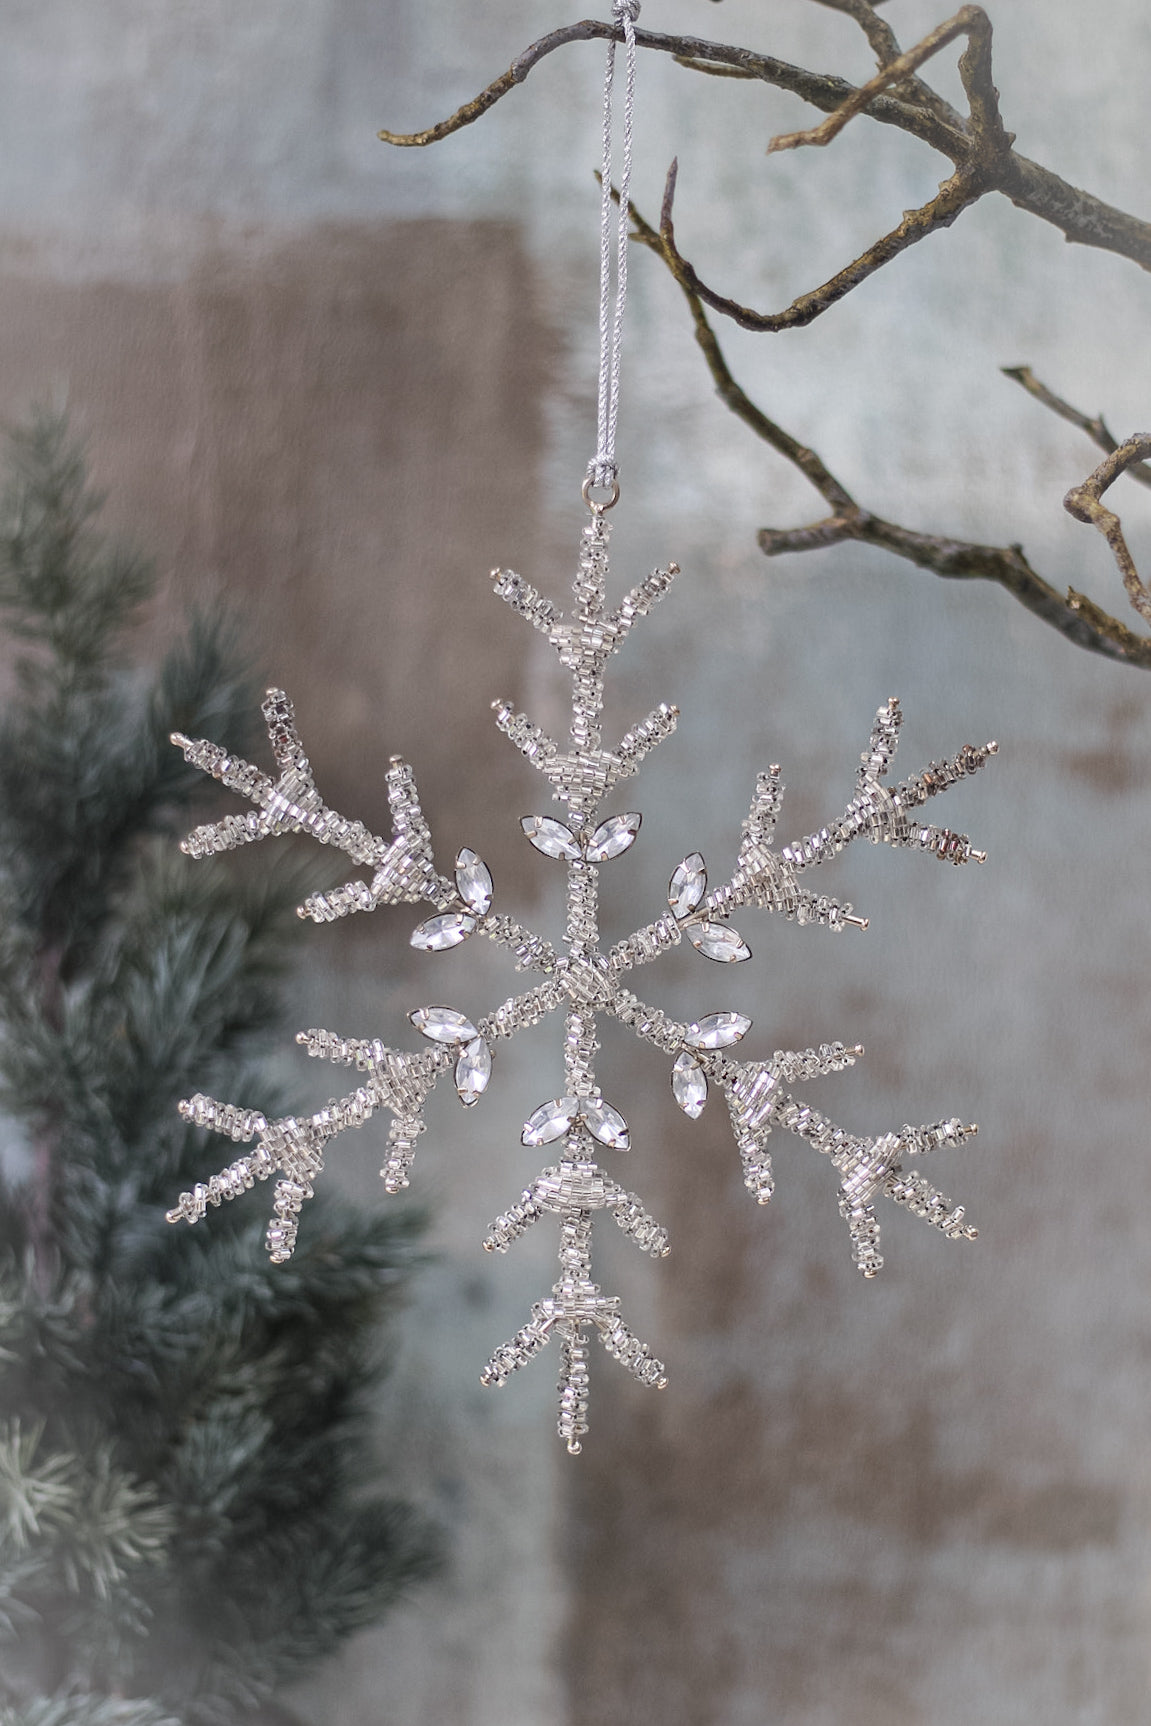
[167,512,996,1451]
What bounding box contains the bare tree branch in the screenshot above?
[1003,366,1151,491]
[378,22,963,156]
[1064,438,1151,629]
[623,191,1151,669]
[387,12,1151,670]
[378,14,1151,275]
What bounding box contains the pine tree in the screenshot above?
[0,414,436,1725]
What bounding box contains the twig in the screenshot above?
[656,152,980,332]
[1064,438,1151,629]
[623,190,1151,669]
[769,7,1010,158]
[807,0,904,70]
[807,0,967,136]
[1003,366,1151,491]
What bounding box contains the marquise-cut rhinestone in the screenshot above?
[521,815,580,860]
[668,853,707,918]
[671,1051,707,1118]
[522,1096,580,1147]
[687,922,752,964]
[455,847,493,915]
[410,911,477,951]
[455,1037,492,1106]
[685,1011,752,1049]
[586,813,641,863]
[581,1096,630,1150]
[410,1006,480,1044]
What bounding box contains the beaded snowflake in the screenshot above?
[167,512,995,1451]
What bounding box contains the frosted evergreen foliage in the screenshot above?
[0,415,434,1722]
[169,512,995,1452]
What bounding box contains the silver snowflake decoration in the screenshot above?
[167,513,995,1451]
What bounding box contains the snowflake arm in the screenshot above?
[167,1035,453,1255]
[174,689,450,912]
[777,697,997,872]
[606,701,996,978]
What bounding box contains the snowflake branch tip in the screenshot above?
[598,1315,668,1389]
[739,765,785,861]
[381,1116,426,1192]
[770,1042,864,1083]
[615,702,679,773]
[608,1188,670,1257]
[859,696,903,782]
[296,1027,385,1069]
[491,699,561,771]
[178,1091,268,1142]
[172,691,453,924]
[558,1331,591,1454]
[899,1117,978,1156]
[492,568,561,636]
[480,1306,554,1385]
[607,560,680,639]
[884,1168,977,1241]
[168,1095,279,1229]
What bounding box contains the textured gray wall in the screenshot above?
[3,2,1151,1722]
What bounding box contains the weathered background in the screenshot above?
[4,2,1151,1721]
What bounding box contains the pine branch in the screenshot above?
[0,411,154,687]
[0,1699,182,1726]
[0,415,436,1712]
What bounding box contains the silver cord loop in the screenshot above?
[586,0,640,506]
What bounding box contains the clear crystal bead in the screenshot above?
[733,1066,777,1130]
[668,853,707,918]
[685,1011,752,1049]
[455,1037,492,1106]
[687,922,751,964]
[522,1096,579,1147]
[410,911,477,951]
[410,1006,480,1043]
[455,847,493,914]
[521,815,580,860]
[586,813,641,863]
[581,1096,630,1149]
[672,1052,707,1118]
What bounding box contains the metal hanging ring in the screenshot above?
[581,475,621,513]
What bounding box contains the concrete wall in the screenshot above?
[4,2,1151,1721]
